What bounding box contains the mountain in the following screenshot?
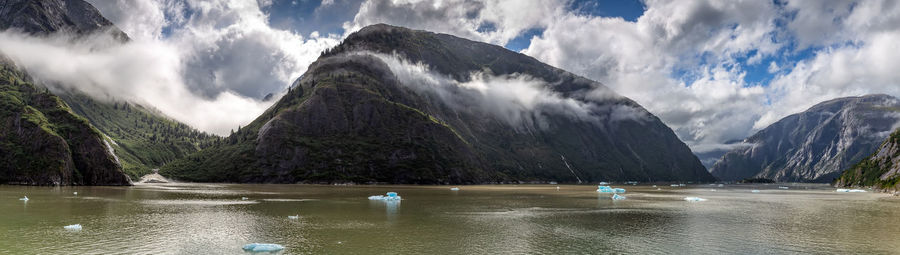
[0,0,127,40]
[161,24,713,184]
[835,129,900,190]
[0,0,210,183]
[0,58,129,185]
[710,94,900,182]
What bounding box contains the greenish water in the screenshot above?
[1,183,898,254]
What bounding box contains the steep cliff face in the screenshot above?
[0,61,130,185]
[162,24,713,184]
[711,94,900,182]
[835,129,900,190]
[0,0,127,40]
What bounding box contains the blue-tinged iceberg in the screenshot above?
[369,192,402,201]
[611,194,626,200]
[684,197,707,202]
[242,243,284,253]
[597,186,625,193]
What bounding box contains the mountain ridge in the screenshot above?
[710,94,900,182]
[161,23,714,184]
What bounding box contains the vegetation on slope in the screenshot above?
[836,129,900,189]
[0,62,129,185]
[61,93,219,179]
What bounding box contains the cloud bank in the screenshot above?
[0,0,343,135]
[360,52,647,131]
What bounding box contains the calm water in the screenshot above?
[1,183,898,254]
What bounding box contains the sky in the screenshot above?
[16,0,900,165]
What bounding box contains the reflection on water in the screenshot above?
[0,183,898,254]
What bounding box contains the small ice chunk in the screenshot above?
[242,243,284,253]
[450,187,460,191]
[19,196,28,201]
[369,192,401,201]
[670,184,679,187]
[549,181,558,185]
[751,190,760,193]
[836,189,867,193]
[596,186,625,193]
[598,182,609,185]
[709,189,717,192]
[241,197,249,200]
[64,224,82,230]
[652,185,657,188]
[778,186,789,189]
[556,186,560,191]
[287,215,299,220]
[73,192,78,195]
[611,194,626,200]
[679,184,686,187]
[717,184,724,187]
[684,197,707,202]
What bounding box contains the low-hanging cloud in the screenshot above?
[347,52,649,131]
[0,30,271,135]
[0,0,343,136]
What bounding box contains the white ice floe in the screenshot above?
[450,187,460,191]
[779,186,789,189]
[684,197,707,202]
[369,192,401,201]
[597,186,626,193]
[836,189,867,193]
[751,190,761,193]
[241,197,249,200]
[287,215,299,220]
[19,196,28,201]
[64,224,82,231]
[242,243,284,253]
[611,194,626,200]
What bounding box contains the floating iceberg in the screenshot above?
[73,192,78,195]
[679,184,686,187]
[596,186,625,193]
[242,243,284,253]
[450,187,460,191]
[652,185,657,188]
[549,181,558,185]
[598,182,610,185]
[778,186,789,190]
[684,197,707,202]
[241,197,249,200]
[836,189,867,193]
[368,192,401,201]
[751,190,760,193]
[19,196,28,201]
[287,215,299,220]
[670,184,679,187]
[64,224,82,230]
[556,186,560,190]
[611,194,626,200]
[717,184,724,187]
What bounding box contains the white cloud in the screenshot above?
[343,0,565,46]
[13,0,345,135]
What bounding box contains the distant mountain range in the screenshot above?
[160,24,714,184]
[711,94,900,182]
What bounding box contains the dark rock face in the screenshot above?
[0,0,127,40]
[162,24,714,184]
[711,94,900,182]
[0,61,130,185]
